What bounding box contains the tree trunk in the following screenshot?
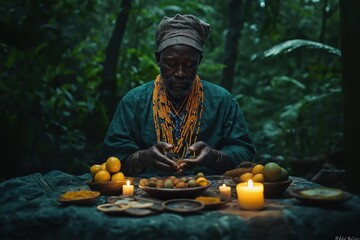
[340,0,360,194]
[100,0,131,117]
[220,0,250,92]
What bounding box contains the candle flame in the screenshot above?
[248,179,253,188]
[126,180,130,186]
[222,184,226,187]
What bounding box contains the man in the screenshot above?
[103,14,255,177]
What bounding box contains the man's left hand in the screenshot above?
[178,141,221,172]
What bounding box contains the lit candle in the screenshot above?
[236,179,264,210]
[219,184,231,201]
[122,180,134,196]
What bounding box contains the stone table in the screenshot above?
[0,171,359,239]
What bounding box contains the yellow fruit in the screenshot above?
[101,163,106,170]
[195,177,208,186]
[262,162,282,182]
[106,156,121,173]
[252,164,264,175]
[90,164,102,177]
[240,173,253,182]
[252,173,264,183]
[94,170,111,182]
[111,172,125,182]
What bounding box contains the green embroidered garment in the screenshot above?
[103,80,255,176]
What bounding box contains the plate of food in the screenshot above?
[289,188,352,206]
[58,190,100,206]
[138,176,211,200]
[195,196,230,210]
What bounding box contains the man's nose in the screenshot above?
[174,65,186,78]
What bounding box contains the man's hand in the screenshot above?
[179,141,221,171]
[136,142,180,172]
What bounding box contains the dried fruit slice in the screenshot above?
[300,188,344,199]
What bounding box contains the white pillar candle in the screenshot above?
[219,184,232,201]
[122,180,134,196]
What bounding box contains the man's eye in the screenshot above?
[166,61,175,67]
[186,62,196,68]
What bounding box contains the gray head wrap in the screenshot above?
[155,14,211,52]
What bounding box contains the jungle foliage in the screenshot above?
[0,0,342,179]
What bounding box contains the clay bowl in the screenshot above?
[233,177,292,198]
[139,181,212,200]
[87,178,134,195]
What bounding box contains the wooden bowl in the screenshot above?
[139,181,212,200]
[233,177,292,198]
[87,178,134,195]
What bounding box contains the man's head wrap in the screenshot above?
[155,13,211,52]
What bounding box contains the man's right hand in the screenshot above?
[135,142,179,172]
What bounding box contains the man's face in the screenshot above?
[156,44,202,102]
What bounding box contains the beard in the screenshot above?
[163,77,194,102]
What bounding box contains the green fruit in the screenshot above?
[164,179,174,188]
[187,179,197,188]
[279,168,289,181]
[262,162,282,182]
[196,172,205,179]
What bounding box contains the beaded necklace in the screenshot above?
[153,74,204,159]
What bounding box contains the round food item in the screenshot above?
[279,168,289,181]
[106,156,121,173]
[195,196,221,204]
[111,172,125,181]
[164,179,174,188]
[101,162,106,170]
[252,164,264,175]
[300,188,344,199]
[252,173,264,183]
[240,173,253,182]
[90,164,103,178]
[175,181,186,188]
[94,170,111,182]
[196,172,205,179]
[196,177,208,186]
[139,179,149,186]
[187,179,197,188]
[262,162,282,182]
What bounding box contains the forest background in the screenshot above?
[0,0,346,184]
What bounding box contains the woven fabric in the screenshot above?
[155,14,211,52]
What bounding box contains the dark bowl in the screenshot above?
[263,179,292,198]
[139,181,212,200]
[87,178,134,195]
[233,178,292,198]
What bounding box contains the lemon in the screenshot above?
[111,172,125,182]
[90,164,102,177]
[240,172,253,182]
[252,164,264,175]
[262,162,282,182]
[94,170,111,182]
[106,156,121,173]
[252,173,264,183]
[101,162,106,170]
[195,177,208,186]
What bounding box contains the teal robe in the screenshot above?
[103,80,255,177]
